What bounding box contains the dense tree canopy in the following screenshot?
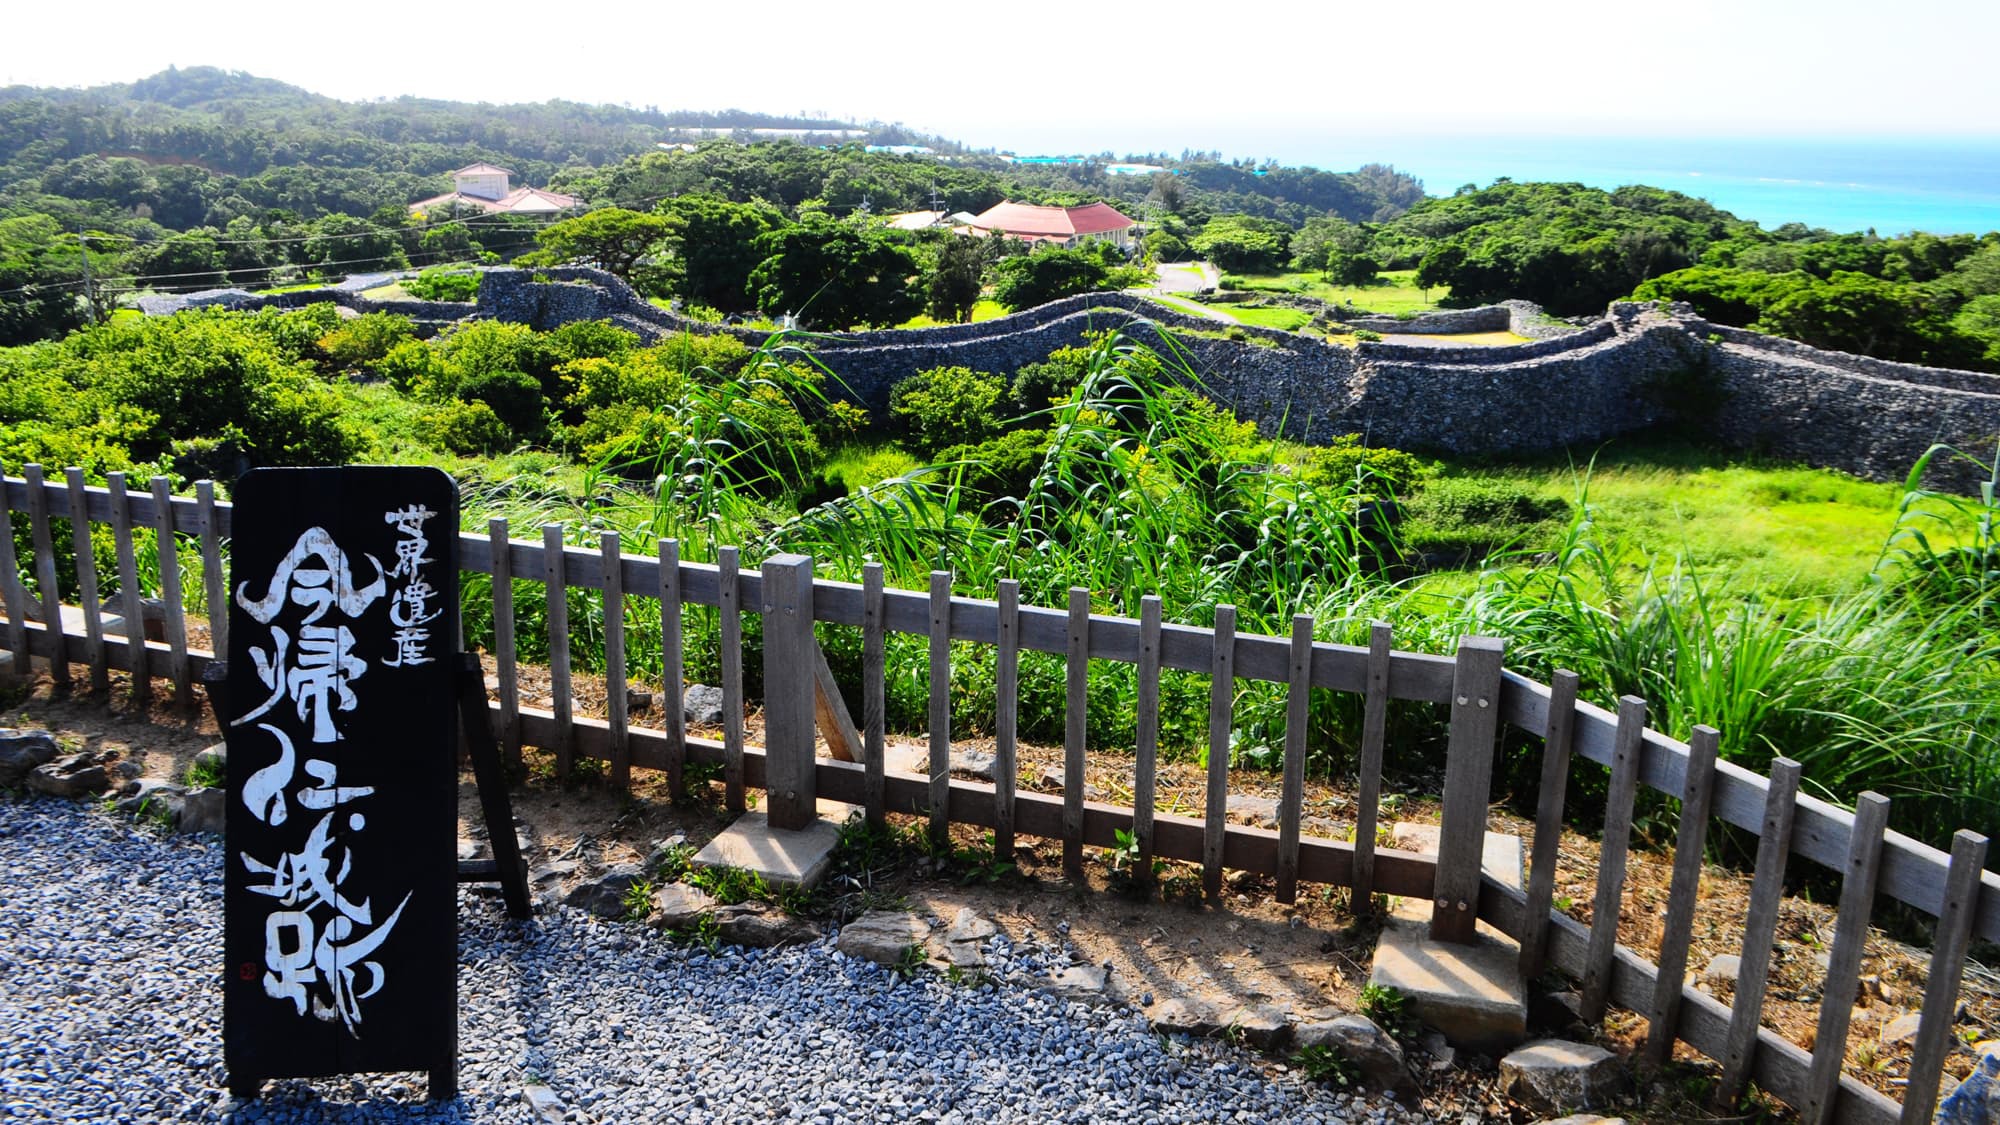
[747,220,921,329]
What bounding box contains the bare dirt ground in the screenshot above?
[6,658,1995,1121]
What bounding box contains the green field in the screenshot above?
[1223,268,1442,315]
[895,299,1008,329]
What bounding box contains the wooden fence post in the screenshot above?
[1519,669,1579,978]
[930,571,954,851]
[1352,621,1392,911]
[1431,635,1504,943]
[862,563,886,831]
[541,523,572,777]
[196,481,226,662]
[63,468,108,693]
[1645,723,1720,1064]
[1582,695,1647,1023]
[24,465,68,693]
[1801,791,1890,1125]
[761,553,817,832]
[1717,757,1803,1107]
[1903,829,1990,1124]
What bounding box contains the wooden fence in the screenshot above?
[1,466,1993,1125]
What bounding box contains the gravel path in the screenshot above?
[0,796,1424,1124]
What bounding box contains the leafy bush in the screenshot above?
[1298,436,1435,497]
[317,312,413,371]
[458,368,545,443]
[888,365,1007,455]
[1353,328,1383,342]
[416,400,511,454]
[370,338,445,392]
[403,268,481,302]
[933,428,1052,504]
[1010,345,1096,413]
[990,249,1110,311]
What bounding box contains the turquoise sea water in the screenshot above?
[1281,134,2000,236]
[988,126,2000,235]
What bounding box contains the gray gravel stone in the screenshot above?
[0,794,1430,1124]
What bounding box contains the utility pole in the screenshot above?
[929,182,946,216]
[76,225,98,325]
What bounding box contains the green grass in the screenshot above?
[895,299,1009,329]
[360,282,412,300]
[1414,438,1909,598]
[1223,268,1442,315]
[1224,305,1312,331]
[821,442,922,493]
[1378,330,1532,347]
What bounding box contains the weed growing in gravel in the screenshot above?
[686,864,768,905]
[649,842,695,882]
[950,833,1015,885]
[1292,1044,1361,1087]
[623,878,655,923]
[1359,982,1418,1041]
[891,943,927,981]
[182,757,224,791]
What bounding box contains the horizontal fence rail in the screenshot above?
[2,468,1994,1125]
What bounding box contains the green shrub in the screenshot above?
[1298,436,1435,497]
[417,400,511,454]
[1010,345,1096,414]
[458,368,545,442]
[1353,328,1383,342]
[370,338,445,393]
[318,312,414,371]
[888,365,1007,456]
[933,427,1052,504]
[403,268,481,302]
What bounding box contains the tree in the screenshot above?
[925,235,986,323]
[657,194,783,310]
[747,220,920,329]
[989,248,1110,311]
[1190,215,1290,273]
[529,207,672,287]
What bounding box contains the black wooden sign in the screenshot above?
[223,466,458,1095]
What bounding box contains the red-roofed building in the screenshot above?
[409,163,579,216]
[965,201,1137,250]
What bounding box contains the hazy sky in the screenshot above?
[9,0,1999,155]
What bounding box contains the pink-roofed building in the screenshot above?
[409,163,579,216]
[965,201,1137,250]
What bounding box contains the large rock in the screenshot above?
[192,743,228,781]
[563,864,647,919]
[177,787,226,835]
[648,883,716,930]
[1938,1044,2000,1125]
[1295,1015,1411,1093]
[1151,997,1226,1037]
[837,911,929,966]
[0,729,60,787]
[27,752,109,798]
[1499,1039,1627,1113]
[683,684,726,728]
[1222,1003,1291,1050]
[713,902,817,949]
[1225,794,1281,828]
[116,778,186,820]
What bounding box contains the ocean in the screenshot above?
[1316,134,2000,237]
[988,126,2000,236]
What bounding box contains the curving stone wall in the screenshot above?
[134,269,2000,492]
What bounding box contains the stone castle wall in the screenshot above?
[143,269,2000,492]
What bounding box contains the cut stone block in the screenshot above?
[1374,829,1530,1054]
[1391,821,1525,892]
[692,810,843,889]
[1371,912,1528,1052]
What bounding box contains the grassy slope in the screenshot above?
[1224,268,1442,314]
